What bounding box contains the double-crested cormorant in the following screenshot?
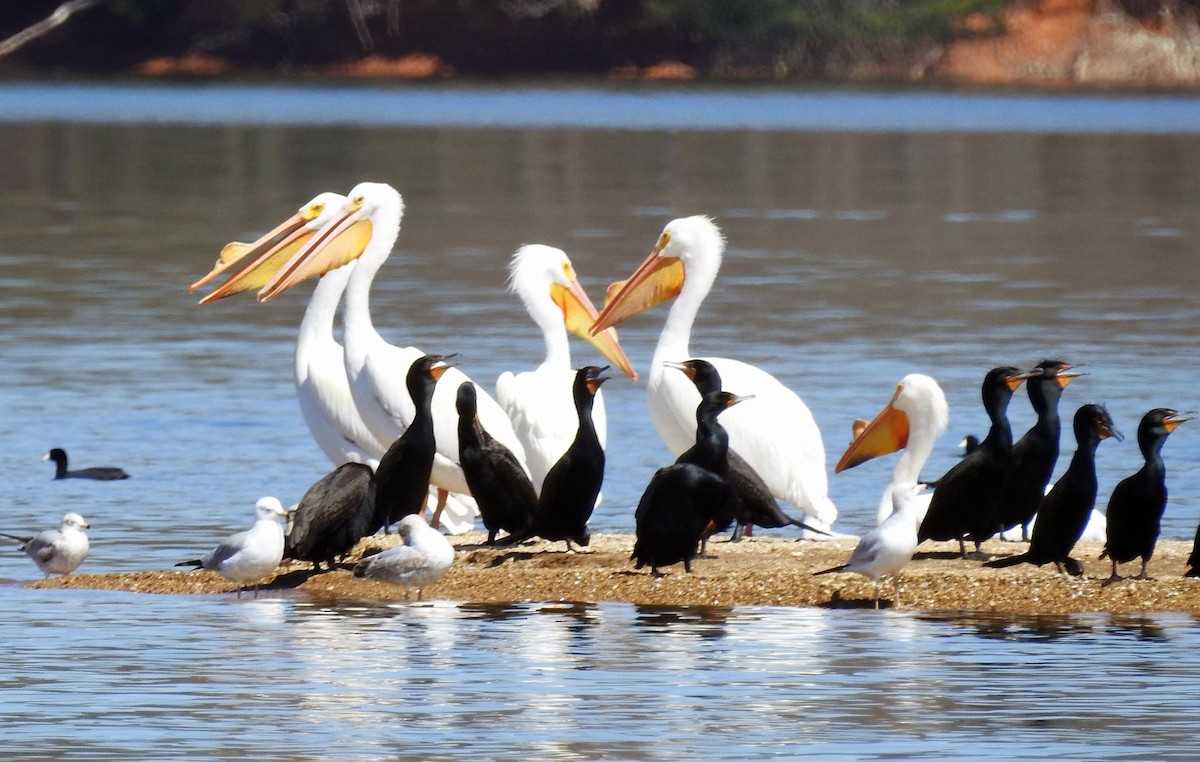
[667,359,826,539]
[994,359,1083,541]
[591,215,838,533]
[43,448,128,481]
[176,497,289,597]
[1100,408,1191,583]
[284,462,374,572]
[1187,523,1200,578]
[520,366,609,551]
[457,382,538,544]
[0,512,90,578]
[987,404,1121,576]
[353,514,455,599]
[815,483,926,608]
[496,244,635,493]
[374,355,454,530]
[919,366,1034,557]
[631,387,742,575]
[835,373,949,526]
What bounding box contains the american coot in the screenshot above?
[43,448,129,481]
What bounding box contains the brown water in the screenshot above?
[1,86,1199,760]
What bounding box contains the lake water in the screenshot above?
[2,83,1200,758]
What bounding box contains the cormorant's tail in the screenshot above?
[984,553,1028,569]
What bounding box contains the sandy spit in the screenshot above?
[29,533,1200,615]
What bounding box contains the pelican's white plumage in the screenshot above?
[258,182,528,498]
[495,244,636,493]
[591,216,837,531]
[836,374,949,525]
[0,512,90,578]
[816,482,924,608]
[352,514,454,599]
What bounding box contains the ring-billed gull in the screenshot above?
[353,514,454,600]
[815,483,926,608]
[177,497,288,597]
[42,448,129,480]
[1,512,90,578]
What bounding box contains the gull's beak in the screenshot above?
[192,212,313,303]
[554,276,638,381]
[835,384,911,473]
[258,201,373,302]
[590,235,684,335]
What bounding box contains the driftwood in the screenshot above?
[0,0,105,58]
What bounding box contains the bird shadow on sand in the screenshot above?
[265,567,330,591]
[912,550,971,561]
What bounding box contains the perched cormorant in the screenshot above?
[353,514,455,599]
[518,366,609,551]
[1100,408,1191,583]
[457,381,538,544]
[815,483,926,608]
[918,366,1034,557]
[42,448,128,481]
[176,497,289,597]
[0,512,90,578]
[373,355,454,531]
[987,404,1121,577]
[284,462,375,571]
[994,360,1083,541]
[631,386,742,575]
[1187,523,1200,578]
[666,359,824,540]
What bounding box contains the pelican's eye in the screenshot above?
[656,231,671,251]
[562,262,575,282]
[302,201,325,221]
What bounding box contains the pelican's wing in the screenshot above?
[496,367,577,488]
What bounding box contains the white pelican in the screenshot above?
[192,192,389,470]
[835,374,949,526]
[0,512,90,578]
[495,244,637,493]
[176,496,289,598]
[590,216,838,532]
[255,182,529,502]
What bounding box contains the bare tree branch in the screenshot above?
[0,0,106,59]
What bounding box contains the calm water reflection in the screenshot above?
[1,86,1199,758]
[3,588,1199,760]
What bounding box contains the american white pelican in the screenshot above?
[176,496,288,597]
[42,448,128,480]
[0,512,90,578]
[815,482,925,608]
[192,192,389,470]
[255,182,529,501]
[590,215,838,532]
[495,244,636,492]
[835,374,949,526]
[353,514,455,600]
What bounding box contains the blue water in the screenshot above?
[1,82,1200,132]
[2,83,1200,758]
[3,588,1198,760]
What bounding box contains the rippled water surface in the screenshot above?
[1,84,1200,758]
